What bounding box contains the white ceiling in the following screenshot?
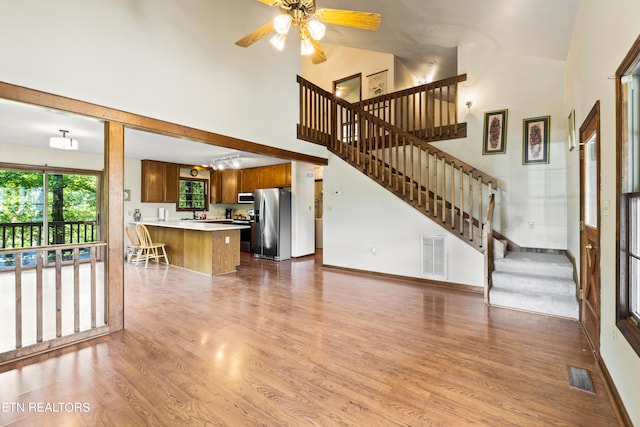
[0,0,579,167]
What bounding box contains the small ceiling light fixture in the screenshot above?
[49,129,78,150]
[210,155,241,171]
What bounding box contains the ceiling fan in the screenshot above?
[235,0,382,64]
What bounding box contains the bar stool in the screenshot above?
[135,223,169,268]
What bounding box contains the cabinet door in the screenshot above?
[221,170,239,204]
[210,170,222,204]
[259,166,274,189]
[164,163,179,203]
[141,160,165,202]
[272,163,291,187]
[241,168,260,193]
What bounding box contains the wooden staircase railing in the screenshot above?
[355,74,468,142]
[297,75,498,293]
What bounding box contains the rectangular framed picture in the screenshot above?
[482,109,508,155]
[523,116,550,164]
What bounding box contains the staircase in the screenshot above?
[296,75,577,315]
[490,251,579,319]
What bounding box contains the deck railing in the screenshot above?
[0,242,108,364]
[0,220,98,267]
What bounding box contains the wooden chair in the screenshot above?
[125,225,142,263]
[135,223,169,268]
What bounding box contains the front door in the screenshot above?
[579,102,601,354]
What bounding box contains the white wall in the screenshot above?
[0,0,324,160]
[566,0,640,423]
[445,47,568,250]
[302,43,396,98]
[323,153,484,287]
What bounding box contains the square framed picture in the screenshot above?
[482,109,508,155]
[522,116,550,164]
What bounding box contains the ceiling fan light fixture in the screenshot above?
[300,37,314,55]
[49,129,78,150]
[270,32,288,51]
[273,14,292,35]
[307,16,325,41]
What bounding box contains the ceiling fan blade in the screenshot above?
[235,21,275,47]
[256,0,280,5]
[309,39,327,64]
[315,9,381,30]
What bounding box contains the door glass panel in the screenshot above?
[584,133,598,227]
[0,170,44,267]
[46,173,98,262]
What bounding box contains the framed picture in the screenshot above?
[523,116,550,164]
[333,73,361,103]
[567,109,576,151]
[366,69,388,97]
[482,109,508,155]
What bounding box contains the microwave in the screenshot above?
[237,192,254,204]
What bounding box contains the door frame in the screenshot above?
[579,101,601,355]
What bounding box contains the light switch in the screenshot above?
[225,236,230,244]
[602,200,610,216]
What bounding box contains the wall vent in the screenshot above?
[421,235,446,279]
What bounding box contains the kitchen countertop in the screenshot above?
[134,220,250,231]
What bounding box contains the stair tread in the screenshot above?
[490,288,579,319]
[491,271,575,296]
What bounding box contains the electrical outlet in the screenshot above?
[225,236,230,244]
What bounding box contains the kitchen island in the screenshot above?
[135,220,250,275]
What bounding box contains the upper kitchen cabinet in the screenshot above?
[210,170,222,204]
[141,160,179,203]
[272,163,291,188]
[241,168,260,193]
[220,169,240,204]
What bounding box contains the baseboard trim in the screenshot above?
[322,264,483,295]
[597,356,633,426]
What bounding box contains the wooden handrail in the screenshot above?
[297,75,499,254]
[355,74,468,140]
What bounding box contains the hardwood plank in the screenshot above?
[0,252,620,426]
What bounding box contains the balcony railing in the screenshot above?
[0,220,98,268]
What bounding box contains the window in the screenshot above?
[616,35,640,354]
[177,178,208,211]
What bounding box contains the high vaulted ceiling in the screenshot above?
[297,0,579,78]
[1,0,580,167]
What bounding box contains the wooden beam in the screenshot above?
[104,121,125,332]
[0,81,328,166]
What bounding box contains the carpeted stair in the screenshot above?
[490,251,579,319]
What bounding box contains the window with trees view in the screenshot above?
[0,166,99,267]
[616,36,640,355]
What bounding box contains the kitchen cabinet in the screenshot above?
[220,169,240,204]
[210,170,222,204]
[272,163,291,188]
[241,168,260,193]
[259,166,274,189]
[256,163,291,189]
[141,160,179,203]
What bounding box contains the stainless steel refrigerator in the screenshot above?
[253,188,291,261]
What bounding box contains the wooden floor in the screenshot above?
[0,252,619,426]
